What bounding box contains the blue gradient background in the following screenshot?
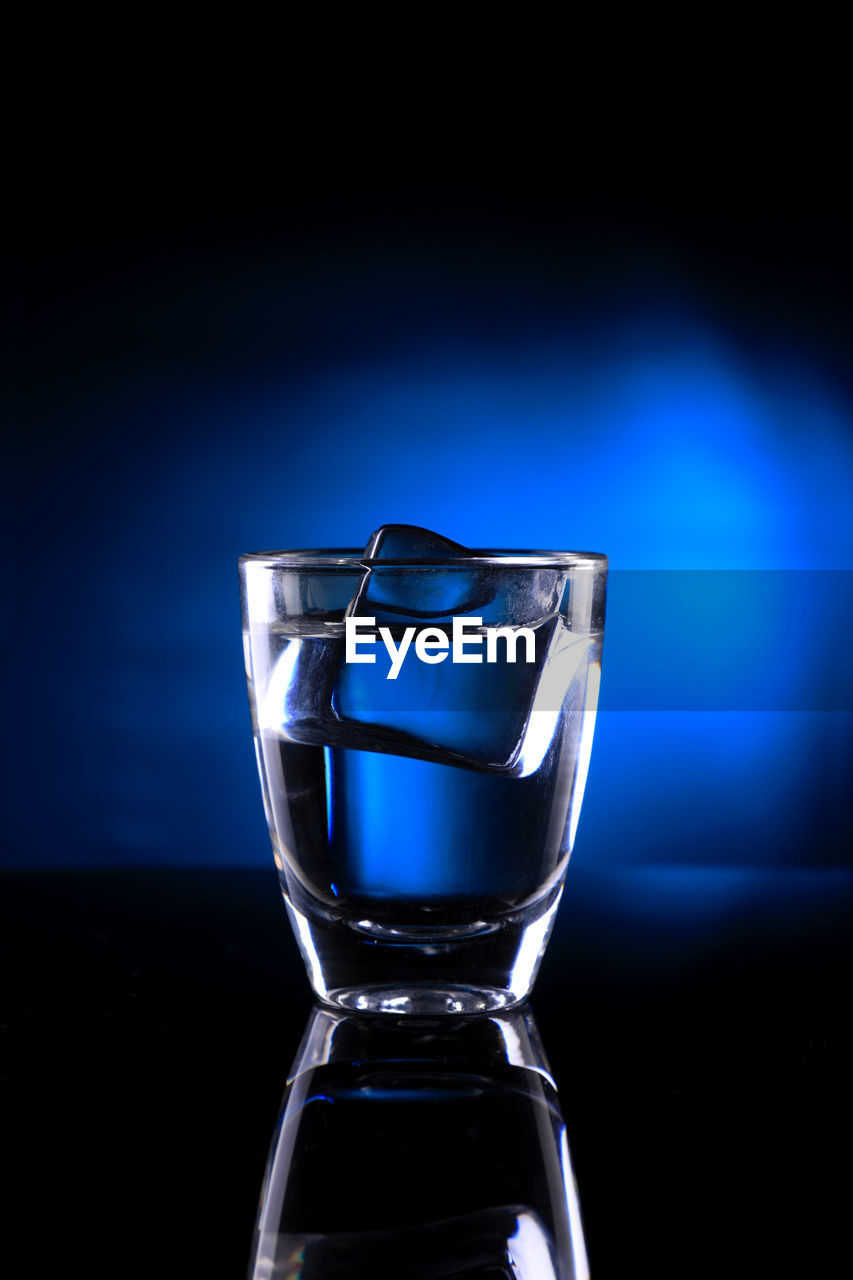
[6,190,853,894]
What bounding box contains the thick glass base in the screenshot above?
[331,984,517,1015]
[282,881,564,1013]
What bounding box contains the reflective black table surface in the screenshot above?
[3,866,850,1278]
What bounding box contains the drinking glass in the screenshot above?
[239,548,606,1013]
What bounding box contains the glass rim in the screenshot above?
[239,548,608,569]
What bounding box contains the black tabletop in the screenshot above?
[2,865,850,1278]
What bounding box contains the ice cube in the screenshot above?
[331,612,590,773]
[364,523,471,560]
[262,524,584,775]
[353,524,496,622]
[354,523,565,627]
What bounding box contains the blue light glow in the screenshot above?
[7,309,853,875]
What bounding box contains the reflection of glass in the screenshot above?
[249,1004,589,1279]
[239,549,607,1013]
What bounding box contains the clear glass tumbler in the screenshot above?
[239,547,607,1014]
